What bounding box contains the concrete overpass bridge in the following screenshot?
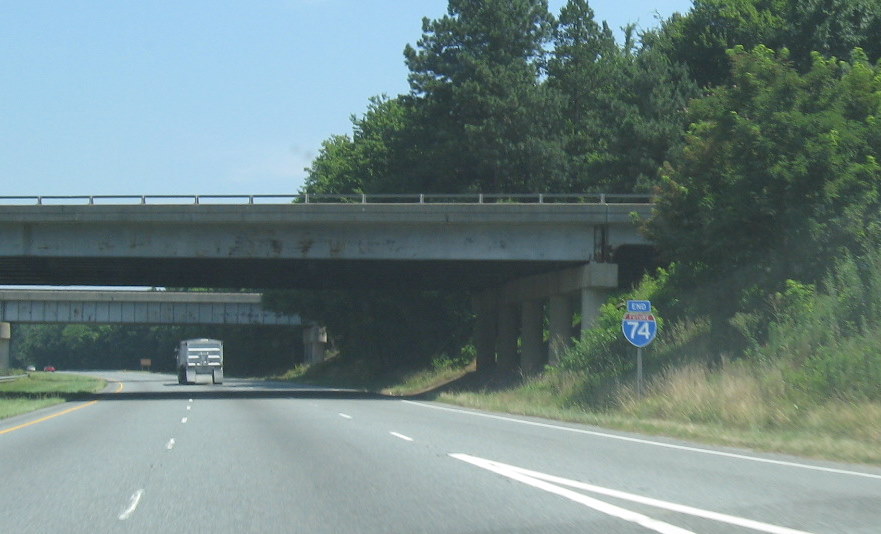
[0,193,656,373]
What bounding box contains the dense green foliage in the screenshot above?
[657,0,881,87]
[648,46,881,342]
[570,42,881,403]
[748,250,881,402]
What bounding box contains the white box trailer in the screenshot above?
[177,338,223,385]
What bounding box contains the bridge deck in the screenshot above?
[0,199,654,289]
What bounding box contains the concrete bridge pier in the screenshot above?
[473,292,500,372]
[0,322,9,369]
[302,326,328,364]
[581,286,611,338]
[520,300,544,374]
[548,295,575,366]
[495,305,519,372]
[473,263,618,375]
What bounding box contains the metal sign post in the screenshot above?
[636,347,643,397]
[622,300,657,398]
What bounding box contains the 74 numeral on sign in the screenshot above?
[624,320,653,339]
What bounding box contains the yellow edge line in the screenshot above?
[0,380,124,435]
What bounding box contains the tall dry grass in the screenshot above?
[615,359,881,453]
[616,361,797,429]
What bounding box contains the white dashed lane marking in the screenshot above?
[118,489,144,521]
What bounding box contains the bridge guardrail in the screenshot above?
[0,374,26,383]
[0,193,655,206]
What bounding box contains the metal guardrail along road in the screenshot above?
[0,375,25,383]
[0,193,655,206]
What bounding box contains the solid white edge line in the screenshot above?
[450,454,694,534]
[403,401,881,481]
[390,432,414,442]
[452,454,816,534]
[118,489,144,520]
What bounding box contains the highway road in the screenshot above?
[1,371,880,533]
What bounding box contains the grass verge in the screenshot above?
[0,372,107,420]
[439,388,881,466]
[277,358,881,466]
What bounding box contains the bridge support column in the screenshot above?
[0,323,10,370]
[496,304,519,372]
[581,287,612,337]
[303,326,327,364]
[548,295,573,366]
[520,300,545,375]
[500,263,618,375]
[473,291,499,373]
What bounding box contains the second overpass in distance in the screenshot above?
[0,290,324,369]
[0,289,300,326]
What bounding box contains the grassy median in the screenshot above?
[0,372,107,420]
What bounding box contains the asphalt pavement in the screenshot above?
[1,370,880,533]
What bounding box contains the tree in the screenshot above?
[404,0,567,192]
[304,96,419,194]
[657,0,787,88]
[658,0,881,89]
[546,0,621,190]
[546,1,698,192]
[604,31,698,192]
[784,0,881,69]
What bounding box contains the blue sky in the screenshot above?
[1,1,693,196]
